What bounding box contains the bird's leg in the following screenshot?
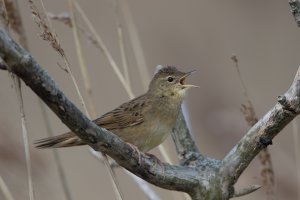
[145,153,165,177]
[126,143,165,176]
[126,142,142,165]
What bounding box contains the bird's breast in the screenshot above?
[139,101,179,152]
[112,98,181,152]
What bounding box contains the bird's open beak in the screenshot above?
[179,70,199,88]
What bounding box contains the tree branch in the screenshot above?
[1,23,300,199]
[0,55,7,70]
[220,67,300,194]
[0,27,200,194]
[172,105,200,166]
[289,0,300,27]
[232,185,261,198]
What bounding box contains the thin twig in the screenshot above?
[73,0,134,98]
[232,185,261,198]
[39,101,73,200]
[47,3,159,198]
[113,0,130,84]
[118,1,175,176]
[0,2,34,200]
[71,4,173,198]
[37,0,124,198]
[67,0,96,118]
[40,0,90,115]
[47,7,173,187]
[68,1,124,199]
[27,0,89,114]
[12,75,35,200]
[231,55,275,196]
[117,2,182,195]
[89,149,161,200]
[47,12,72,27]
[118,0,150,89]
[125,171,161,200]
[2,0,27,48]
[0,0,8,29]
[0,176,14,200]
[29,0,124,198]
[4,1,73,199]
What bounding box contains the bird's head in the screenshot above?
[148,66,198,100]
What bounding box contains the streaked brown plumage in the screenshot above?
[34,66,197,153]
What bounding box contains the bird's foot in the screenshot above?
[126,143,142,165]
[145,153,165,177]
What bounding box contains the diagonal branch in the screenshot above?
[1,20,300,198]
[289,0,300,27]
[220,66,300,191]
[172,105,200,166]
[231,55,275,196]
[0,27,199,193]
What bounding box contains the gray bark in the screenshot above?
[0,26,300,199]
[290,0,300,26]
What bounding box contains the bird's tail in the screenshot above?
[34,132,86,148]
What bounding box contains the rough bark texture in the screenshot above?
[0,26,300,199]
[290,0,300,27]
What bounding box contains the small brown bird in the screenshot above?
[35,66,197,153]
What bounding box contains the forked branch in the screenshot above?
[0,28,199,193]
[1,27,300,199]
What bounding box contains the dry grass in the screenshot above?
[2,1,185,199]
[113,0,130,84]
[3,1,74,199]
[73,0,135,98]
[68,1,124,199]
[38,101,72,200]
[28,0,64,56]
[12,76,35,200]
[0,176,14,200]
[0,1,35,200]
[31,0,124,199]
[231,55,275,198]
[54,1,172,198]
[0,0,9,29]
[47,12,72,27]
[67,1,97,118]
[28,0,125,199]
[3,0,27,48]
[118,0,150,89]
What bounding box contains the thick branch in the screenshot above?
[220,67,300,190]
[0,28,199,193]
[172,105,201,165]
[289,0,300,27]
[2,21,300,198]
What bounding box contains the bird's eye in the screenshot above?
[167,76,174,82]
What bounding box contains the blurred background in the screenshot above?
[1,0,300,199]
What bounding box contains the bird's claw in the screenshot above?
[145,153,165,177]
[127,143,142,165]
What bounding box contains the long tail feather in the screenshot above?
[34,132,86,148]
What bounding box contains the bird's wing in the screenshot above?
[93,95,149,130]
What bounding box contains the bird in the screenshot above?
[34,66,197,154]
